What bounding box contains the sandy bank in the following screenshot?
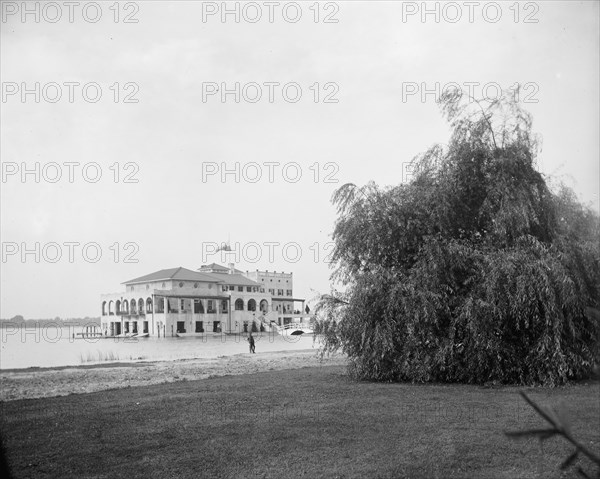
[0,350,346,401]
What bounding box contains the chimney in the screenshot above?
[228,263,234,274]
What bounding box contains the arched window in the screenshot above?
[130,299,136,313]
[116,300,121,314]
[146,298,153,313]
[102,301,107,316]
[235,299,244,311]
[138,298,144,314]
[248,299,256,312]
[259,300,269,313]
[108,300,114,315]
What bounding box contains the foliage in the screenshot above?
[505,391,600,478]
[318,89,600,385]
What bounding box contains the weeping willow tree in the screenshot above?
[316,89,599,386]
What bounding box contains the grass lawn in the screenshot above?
[1,365,599,479]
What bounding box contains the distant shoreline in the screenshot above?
[0,320,100,325]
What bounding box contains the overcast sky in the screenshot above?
[1,1,598,319]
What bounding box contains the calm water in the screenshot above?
[0,325,321,370]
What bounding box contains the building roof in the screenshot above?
[201,272,261,287]
[123,267,223,285]
[198,263,244,274]
[153,291,229,300]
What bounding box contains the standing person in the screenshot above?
[248,334,256,354]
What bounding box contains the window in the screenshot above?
[221,300,228,313]
[286,290,292,296]
[260,299,269,313]
[238,286,243,292]
[248,299,256,312]
[194,282,199,288]
[180,299,185,311]
[278,289,283,296]
[269,289,274,295]
[179,282,184,288]
[195,321,204,333]
[235,299,244,311]
[222,285,228,291]
[213,321,221,333]
[207,300,215,313]
[246,287,252,292]
[167,298,177,313]
[157,298,165,313]
[194,299,204,314]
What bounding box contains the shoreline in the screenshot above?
[0,361,158,374]
[0,349,347,402]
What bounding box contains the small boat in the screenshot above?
[75,331,104,338]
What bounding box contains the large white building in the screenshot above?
[100,263,308,337]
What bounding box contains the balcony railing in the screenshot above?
[160,310,225,315]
